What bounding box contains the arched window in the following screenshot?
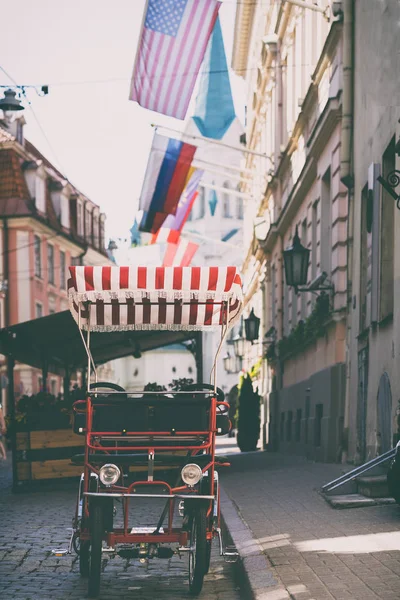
[223,182,231,218]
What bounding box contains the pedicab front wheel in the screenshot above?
[188,507,208,596]
[79,538,90,577]
[88,504,103,598]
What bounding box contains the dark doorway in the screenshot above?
[377,372,392,454]
[357,347,369,462]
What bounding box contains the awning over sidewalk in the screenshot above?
[0,310,198,375]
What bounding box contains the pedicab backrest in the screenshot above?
[90,394,212,434]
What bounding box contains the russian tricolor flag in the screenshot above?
[139,133,198,233]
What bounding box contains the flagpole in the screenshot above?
[192,162,251,184]
[181,230,241,250]
[151,123,273,161]
[129,0,150,100]
[193,156,254,176]
[199,181,254,200]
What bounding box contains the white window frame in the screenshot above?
[35,302,43,318]
[34,235,42,279]
[35,176,46,213]
[47,244,55,285]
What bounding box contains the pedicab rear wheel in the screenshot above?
[188,507,207,595]
[88,504,103,598]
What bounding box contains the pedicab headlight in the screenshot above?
[99,464,120,486]
[181,463,203,486]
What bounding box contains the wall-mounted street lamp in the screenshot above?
[232,333,247,358]
[244,309,261,343]
[223,351,235,374]
[377,170,400,210]
[283,226,334,294]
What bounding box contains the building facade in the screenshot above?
[347,0,400,463]
[233,0,350,461]
[0,115,112,407]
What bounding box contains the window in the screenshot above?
[270,264,276,326]
[198,188,205,219]
[301,219,308,318]
[311,200,319,280]
[223,182,231,218]
[85,207,92,242]
[47,244,54,285]
[77,201,84,237]
[320,168,331,274]
[314,404,323,447]
[380,136,395,321]
[360,184,372,331]
[305,392,310,445]
[35,303,43,318]
[50,379,57,396]
[38,376,43,393]
[34,236,42,278]
[286,410,293,442]
[60,251,66,289]
[93,214,99,248]
[35,176,46,213]
[100,217,105,249]
[295,409,302,442]
[280,412,285,440]
[283,245,290,335]
[236,197,244,220]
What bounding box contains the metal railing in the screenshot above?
[321,448,396,494]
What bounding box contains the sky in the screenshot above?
[0,0,246,242]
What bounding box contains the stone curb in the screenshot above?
[221,485,291,600]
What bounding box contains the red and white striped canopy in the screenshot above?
[68,266,243,331]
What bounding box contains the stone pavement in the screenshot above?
[220,446,400,600]
[0,456,243,600]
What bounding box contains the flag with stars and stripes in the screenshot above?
[129,0,221,120]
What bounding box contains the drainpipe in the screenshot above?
[78,245,88,266]
[339,0,354,463]
[3,218,10,328]
[340,0,354,189]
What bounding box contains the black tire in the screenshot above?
[205,539,212,574]
[88,504,103,598]
[79,539,90,577]
[188,507,208,595]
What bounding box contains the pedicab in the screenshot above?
[57,265,242,598]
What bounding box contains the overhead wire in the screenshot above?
[8,61,320,90]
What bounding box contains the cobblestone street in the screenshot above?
[0,458,243,600]
[221,450,400,600]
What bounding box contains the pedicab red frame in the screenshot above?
[66,265,243,598]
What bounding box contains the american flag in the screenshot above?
[129,0,221,120]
